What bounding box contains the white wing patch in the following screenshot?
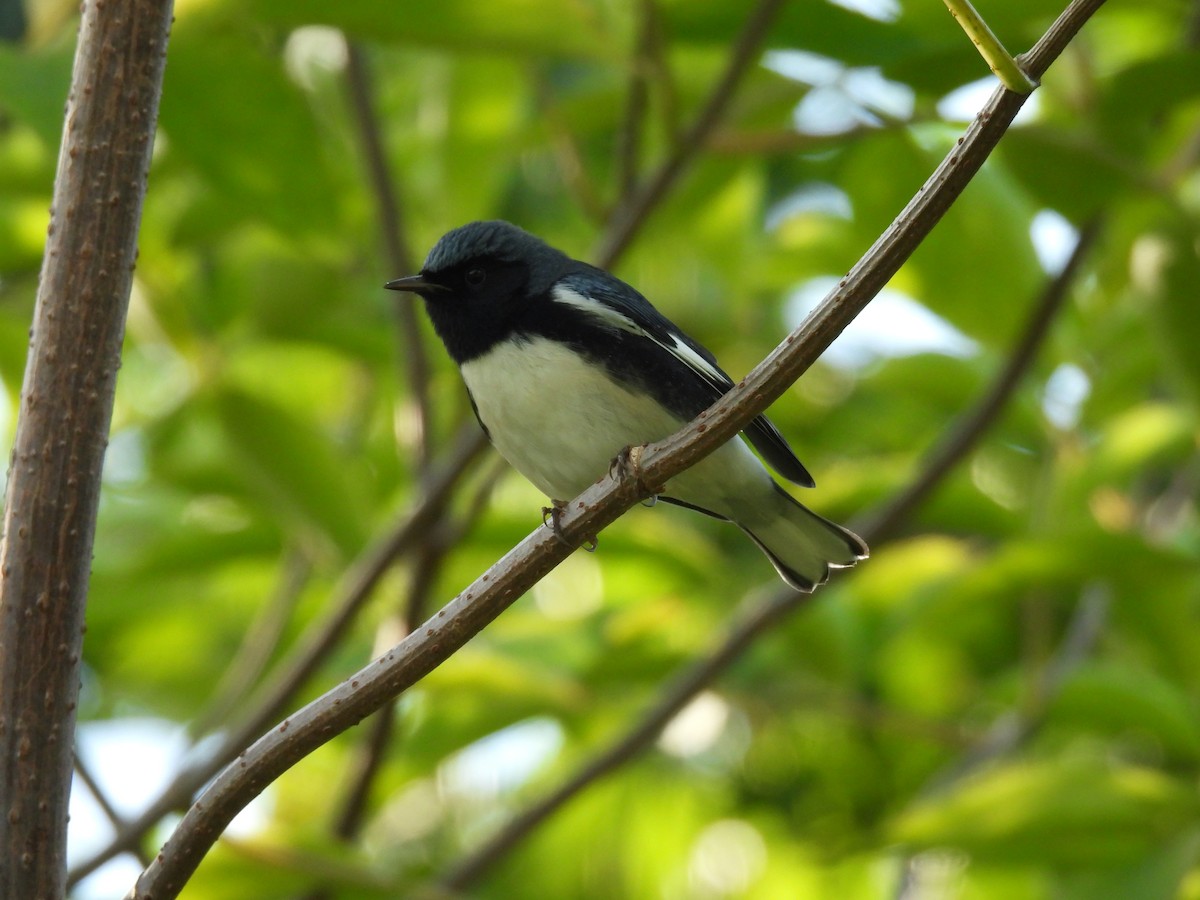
[551,285,646,336]
[551,284,729,389]
[667,334,727,386]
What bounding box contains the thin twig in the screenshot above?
[129,3,1105,895]
[192,548,313,737]
[643,0,680,147]
[345,42,434,472]
[943,0,1038,92]
[927,584,1110,797]
[328,544,445,842]
[435,214,1098,894]
[533,72,608,223]
[70,426,488,887]
[854,216,1104,542]
[327,457,503,846]
[594,0,787,268]
[613,0,657,198]
[893,584,1110,899]
[439,587,804,891]
[72,752,153,868]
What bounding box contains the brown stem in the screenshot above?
[129,2,1105,895]
[72,752,153,867]
[855,216,1104,542]
[0,1,173,896]
[594,0,787,268]
[70,426,488,887]
[345,42,434,472]
[436,217,1099,894]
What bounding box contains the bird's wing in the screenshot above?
[554,272,815,487]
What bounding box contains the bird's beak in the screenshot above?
[385,274,445,295]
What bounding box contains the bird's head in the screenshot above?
[386,220,571,362]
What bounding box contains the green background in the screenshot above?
[2,0,1199,896]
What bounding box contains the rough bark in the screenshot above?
[0,2,173,896]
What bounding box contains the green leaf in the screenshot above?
[0,38,72,145]
[1000,127,1134,221]
[243,0,622,59]
[1052,662,1200,763]
[892,757,1200,866]
[158,22,340,236]
[1142,221,1200,409]
[214,386,370,556]
[1055,830,1200,900]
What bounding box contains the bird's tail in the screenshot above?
[736,485,868,592]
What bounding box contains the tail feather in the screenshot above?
[736,486,868,592]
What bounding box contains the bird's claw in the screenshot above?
[542,499,598,551]
[610,443,646,481]
[542,500,570,546]
[611,443,665,499]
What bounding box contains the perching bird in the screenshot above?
[386,221,867,591]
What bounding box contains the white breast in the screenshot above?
[460,335,779,520]
[461,337,683,501]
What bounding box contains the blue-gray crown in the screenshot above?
[424,220,568,274]
[423,220,576,298]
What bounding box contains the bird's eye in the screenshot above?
[464,267,487,289]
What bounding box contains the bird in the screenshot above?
[386,221,867,591]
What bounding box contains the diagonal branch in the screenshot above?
[943,0,1038,92]
[70,425,488,887]
[594,0,787,268]
[345,42,434,472]
[436,213,1100,894]
[129,2,1106,895]
[72,752,153,868]
[613,0,660,198]
[855,216,1104,542]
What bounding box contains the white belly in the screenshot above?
[460,337,774,513]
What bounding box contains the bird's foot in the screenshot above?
[610,443,646,481]
[610,443,665,499]
[542,500,599,551]
[541,500,570,545]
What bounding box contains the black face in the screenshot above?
[406,255,532,364]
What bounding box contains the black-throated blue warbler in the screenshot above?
[386,221,867,591]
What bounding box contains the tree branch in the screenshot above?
[129,2,1105,895]
[345,42,434,472]
[0,1,173,896]
[594,0,787,268]
[436,214,1099,895]
[70,426,488,886]
[943,0,1038,93]
[72,752,153,868]
[855,216,1104,542]
[893,584,1109,899]
[613,0,658,199]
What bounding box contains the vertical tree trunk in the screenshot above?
[0,2,173,896]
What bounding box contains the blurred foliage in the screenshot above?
[2,0,1199,897]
